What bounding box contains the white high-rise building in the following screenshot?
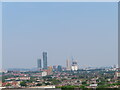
[71,60,78,71]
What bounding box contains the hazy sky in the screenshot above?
[2,2,118,69]
[0,2,2,69]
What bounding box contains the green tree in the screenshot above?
[6,83,11,86]
[20,81,27,87]
[82,81,87,85]
[36,83,42,86]
[79,85,85,88]
[51,79,61,85]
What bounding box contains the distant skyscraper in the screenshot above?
[53,65,57,71]
[37,59,42,69]
[66,60,71,70]
[43,52,47,69]
[47,66,53,75]
[57,65,62,72]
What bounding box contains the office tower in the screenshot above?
[37,59,42,69]
[66,60,71,70]
[47,66,53,75]
[53,65,57,71]
[43,52,47,69]
[71,60,78,71]
[57,65,62,72]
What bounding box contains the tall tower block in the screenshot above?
[43,52,47,69]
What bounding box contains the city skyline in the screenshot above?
[2,2,118,69]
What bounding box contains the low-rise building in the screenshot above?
[42,71,47,76]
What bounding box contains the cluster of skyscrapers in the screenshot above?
[66,60,78,71]
[37,52,78,71]
[37,52,47,70]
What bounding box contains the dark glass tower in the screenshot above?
[57,65,62,72]
[43,52,47,69]
[37,59,42,69]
